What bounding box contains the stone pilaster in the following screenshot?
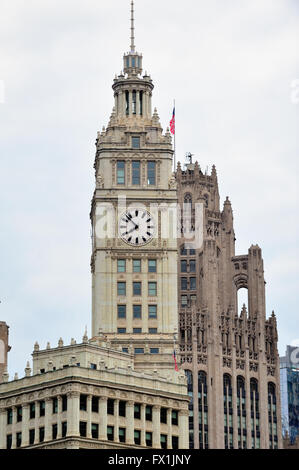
[87,395,92,439]
[179,409,189,449]
[99,397,107,441]
[21,404,29,447]
[152,405,161,449]
[126,401,135,445]
[66,391,80,437]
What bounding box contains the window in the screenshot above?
[180,245,187,255]
[122,348,129,353]
[39,427,45,443]
[62,422,67,438]
[139,91,143,115]
[148,282,157,296]
[119,428,126,443]
[181,260,187,272]
[146,405,153,421]
[16,406,22,422]
[29,429,35,445]
[147,161,156,185]
[39,401,45,417]
[132,137,140,149]
[148,305,157,319]
[160,408,167,424]
[132,160,140,184]
[92,397,99,413]
[149,328,157,334]
[133,282,141,296]
[181,295,188,307]
[117,259,126,272]
[117,161,125,185]
[119,401,126,417]
[172,436,179,449]
[52,398,58,414]
[172,410,179,426]
[146,432,152,447]
[133,305,142,319]
[117,282,126,296]
[80,395,87,411]
[190,249,196,255]
[90,363,97,370]
[118,305,126,319]
[107,399,114,415]
[132,91,136,114]
[134,430,141,445]
[6,434,12,449]
[134,348,144,354]
[198,371,208,449]
[107,426,114,441]
[7,408,12,425]
[160,434,167,449]
[16,432,22,448]
[125,91,129,115]
[118,328,126,334]
[62,395,67,412]
[181,278,187,290]
[190,277,196,290]
[223,374,233,449]
[133,328,142,334]
[133,259,141,272]
[148,259,157,272]
[190,260,196,272]
[134,404,141,419]
[92,423,99,439]
[150,348,159,354]
[52,424,57,440]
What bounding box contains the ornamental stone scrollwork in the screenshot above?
[168,174,177,190]
[96,172,104,188]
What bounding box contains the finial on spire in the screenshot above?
[130,0,135,53]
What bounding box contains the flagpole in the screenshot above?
[173,99,176,172]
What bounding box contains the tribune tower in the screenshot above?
[90,1,178,375]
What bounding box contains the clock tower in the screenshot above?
[90,1,178,374]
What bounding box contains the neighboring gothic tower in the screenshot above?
[177,160,283,449]
[0,322,10,383]
[90,1,178,374]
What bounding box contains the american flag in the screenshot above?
[173,348,179,371]
[169,107,175,135]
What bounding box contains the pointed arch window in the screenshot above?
[185,370,194,449]
[250,379,260,448]
[237,376,247,449]
[268,382,278,449]
[223,374,233,449]
[198,371,208,449]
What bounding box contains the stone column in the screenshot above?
[128,91,132,116]
[152,405,161,449]
[167,408,172,449]
[57,396,62,439]
[99,397,107,441]
[144,92,148,118]
[141,404,146,447]
[114,399,119,443]
[87,395,92,439]
[179,410,189,449]
[45,398,52,442]
[21,404,29,447]
[66,392,80,437]
[136,91,140,116]
[34,401,39,444]
[0,408,6,448]
[126,401,135,445]
[11,406,17,449]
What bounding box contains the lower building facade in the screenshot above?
[0,338,189,449]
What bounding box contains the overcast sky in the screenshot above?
[0,0,298,377]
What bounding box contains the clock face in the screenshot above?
[119,209,155,246]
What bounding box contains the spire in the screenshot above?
[130,0,135,53]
